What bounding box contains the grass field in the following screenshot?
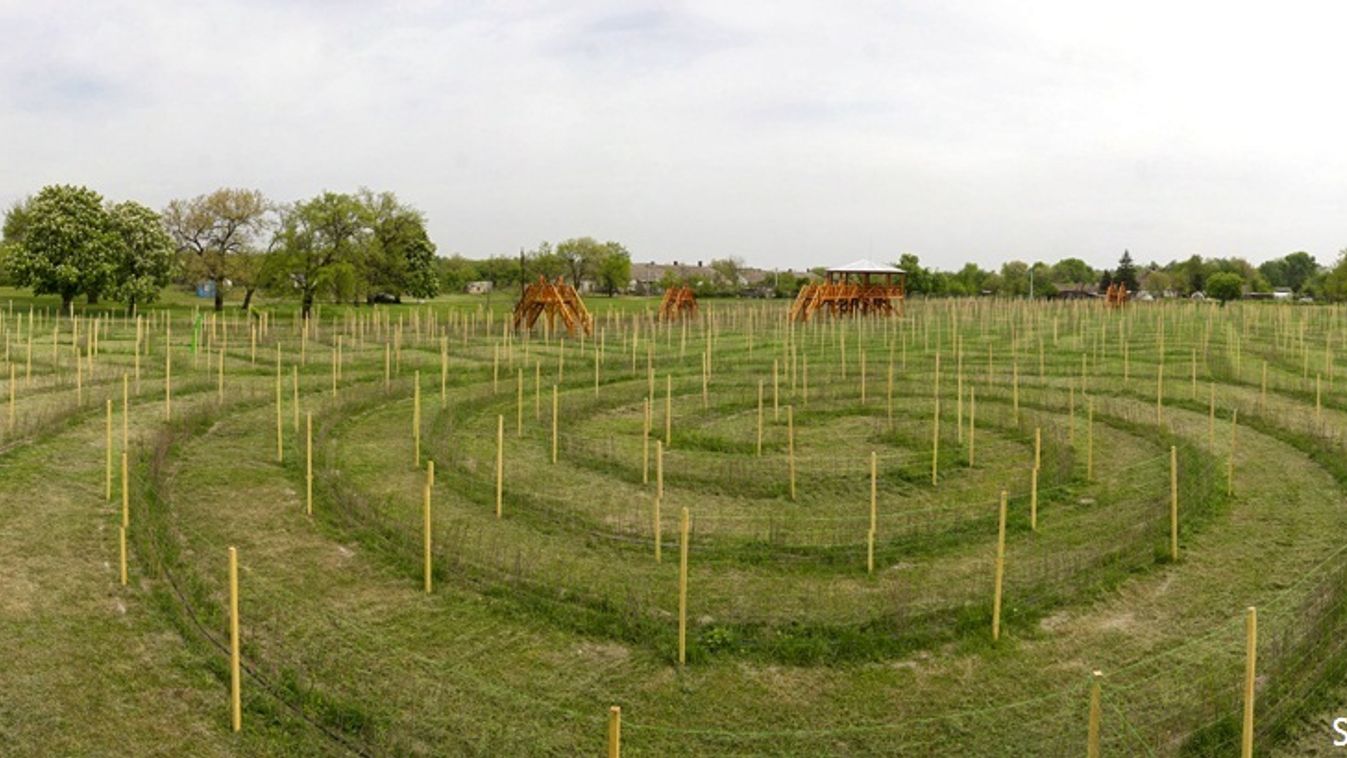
[3,287,1347,755]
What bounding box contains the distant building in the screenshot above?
[1272,287,1293,300]
[1055,285,1099,300]
[465,281,493,295]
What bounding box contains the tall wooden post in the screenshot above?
[967,387,976,468]
[228,546,241,732]
[1086,670,1102,758]
[678,507,690,665]
[756,380,764,457]
[496,415,504,518]
[1242,606,1257,758]
[1228,410,1237,496]
[1030,466,1038,532]
[423,481,433,593]
[551,384,559,464]
[787,405,796,501]
[105,399,113,501]
[868,451,877,574]
[305,414,313,516]
[608,705,622,758]
[1170,445,1179,561]
[992,489,1007,641]
[412,371,421,467]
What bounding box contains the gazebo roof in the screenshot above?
[826,258,904,275]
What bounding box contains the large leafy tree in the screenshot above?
[596,242,632,296]
[1320,249,1347,302]
[1051,257,1095,286]
[1260,251,1318,293]
[162,188,271,311]
[555,237,608,285]
[106,201,177,315]
[273,192,369,318]
[1205,271,1244,303]
[6,185,117,315]
[359,190,439,302]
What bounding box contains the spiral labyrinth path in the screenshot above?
[3,298,1347,754]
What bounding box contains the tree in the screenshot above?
[1142,270,1172,297]
[163,188,271,311]
[897,254,931,295]
[710,256,746,292]
[555,237,605,285]
[1280,251,1317,293]
[7,185,117,315]
[1320,249,1347,303]
[273,192,369,318]
[1205,271,1244,303]
[999,261,1030,297]
[106,201,176,315]
[596,243,632,296]
[1051,257,1095,286]
[359,190,439,302]
[1115,250,1139,292]
[951,263,988,294]
[436,255,480,294]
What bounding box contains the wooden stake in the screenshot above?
[756,380,764,456]
[1242,606,1257,758]
[551,384,559,464]
[1034,427,1041,472]
[608,705,621,758]
[118,525,128,586]
[275,366,284,463]
[787,405,796,501]
[105,399,113,501]
[1228,410,1237,496]
[1086,400,1094,481]
[678,506,689,665]
[1030,467,1038,532]
[1170,445,1179,561]
[868,451,877,574]
[968,387,976,467]
[121,452,129,528]
[1087,670,1102,758]
[653,494,662,563]
[228,546,241,732]
[413,371,421,467]
[305,414,313,516]
[496,414,504,518]
[423,481,433,593]
[992,489,1007,641]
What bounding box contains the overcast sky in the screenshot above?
[2,1,1345,272]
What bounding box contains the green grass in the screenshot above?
[3,295,1347,754]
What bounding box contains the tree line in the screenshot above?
[1,185,440,316]
[896,248,1347,302]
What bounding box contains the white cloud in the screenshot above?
[2,0,1345,271]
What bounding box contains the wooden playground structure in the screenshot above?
[512,276,594,336]
[1105,283,1129,308]
[658,286,698,321]
[789,259,905,322]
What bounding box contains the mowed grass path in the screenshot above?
[6,298,1347,754]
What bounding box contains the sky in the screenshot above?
[2,0,1346,273]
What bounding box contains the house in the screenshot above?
[1055,285,1099,300]
[465,281,493,295]
[1272,287,1293,301]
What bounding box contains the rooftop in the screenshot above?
[826,258,904,274]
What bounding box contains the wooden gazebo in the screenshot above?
[512,276,594,336]
[789,259,905,321]
[658,286,698,321]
